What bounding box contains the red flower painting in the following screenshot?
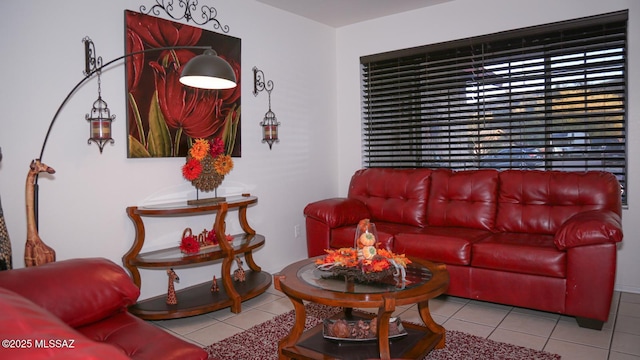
[124,10,241,158]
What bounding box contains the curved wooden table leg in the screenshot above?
[274,274,306,360]
[418,300,446,349]
[244,250,262,272]
[376,296,396,360]
[222,255,241,313]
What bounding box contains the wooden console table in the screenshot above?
[123,195,271,320]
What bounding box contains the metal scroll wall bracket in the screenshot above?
[253,67,280,150]
[139,0,230,33]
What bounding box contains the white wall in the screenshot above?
[0,0,338,299]
[1,0,638,302]
[335,0,640,294]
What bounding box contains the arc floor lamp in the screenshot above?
[32,36,237,225]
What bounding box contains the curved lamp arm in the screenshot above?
[38,39,233,161]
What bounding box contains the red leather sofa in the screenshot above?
[304,168,623,330]
[0,258,207,360]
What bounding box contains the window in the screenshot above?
[361,11,627,203]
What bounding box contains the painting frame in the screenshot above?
[124,10,241,158]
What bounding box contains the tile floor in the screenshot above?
[152,287,640,360]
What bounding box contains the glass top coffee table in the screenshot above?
[273,256,449,360]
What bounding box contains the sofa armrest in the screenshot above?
[554,210,623,250]
[0,258,140,328]
[304,198,370,228]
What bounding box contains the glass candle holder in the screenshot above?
[354,220,378,260]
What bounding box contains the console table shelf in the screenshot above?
[131,233,266,268]
[123,195,270,320]
[129,270,272,320]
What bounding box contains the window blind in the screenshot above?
[361,11,627,202]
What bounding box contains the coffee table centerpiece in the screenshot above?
[315,219,411,284]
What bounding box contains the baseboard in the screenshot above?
[614,284,640,294]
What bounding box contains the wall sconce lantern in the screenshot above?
[253,66,280,149]
[85,71,115,153]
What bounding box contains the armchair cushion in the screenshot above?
[0,258,139,328]
[0,287,131,360]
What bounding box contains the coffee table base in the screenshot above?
[274,258,449,360]
[279,311,443,360]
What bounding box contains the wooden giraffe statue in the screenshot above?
[211,275,219,292]
[24,159,56,267]
[166,268,179,305]
[233,256,246,282]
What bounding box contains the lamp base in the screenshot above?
[187,197,226,205]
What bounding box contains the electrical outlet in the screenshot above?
[294,225,301,238]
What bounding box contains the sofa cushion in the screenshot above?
[496,170,622,234]
[427,169,498,230]
[471,233,566,278]
[77,311,208,360]
[348,168,433,227]
[394,227,492,265]
[0,287,131,360]
[0,258,140,328]
[329,222,411,251]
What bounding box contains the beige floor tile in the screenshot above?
[223,308,280,330]
[449,301,510,327]
[510,306,562,321]
[240,292,282,309]
[498,311,558,337]
[612,332,640,356]
[154,315,220,335]
[431,314,449,326]
[488,328,548,351]
[608,351,640,360]
[550,318,613,349]
[394,306,442,326]
[255,296,295,315]
[207,307,239,322]
[184,322,245,346]
[619,301,640,318]
[442,318,493,338]
[616,315,640,335]
[544,339,609,360]
[440,294,470,303]
[620,292,640,304]
[264,285,283,296]
[429,297,467,317]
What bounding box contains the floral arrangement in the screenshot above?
[315,219,411,283]
[182,138,234,192]
[180,227,234,254]
[316,247,411,273]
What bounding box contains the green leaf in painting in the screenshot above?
[147,91,172,157]
[128,92,146,148]
[221,104,240,155]
[128,134,151,158]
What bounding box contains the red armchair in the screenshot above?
[0,258,207,360]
